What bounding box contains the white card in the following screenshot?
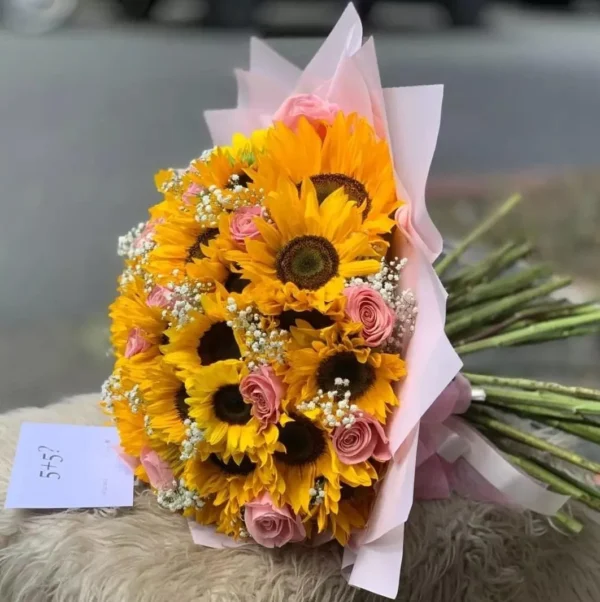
[4,423,134,509]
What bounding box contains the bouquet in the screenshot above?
[101,4,600,597]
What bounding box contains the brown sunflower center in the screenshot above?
[186,228,218,262]
[212,384,251,425]
[209,454,255,476]
[278,310,334,331]
[275,417,326,466]
[307,173,371,215]
[227,172,253,189]
[316,351,376,399]
[174,385,190,422]
[197,321,241,365]
[275,235,339,291]
[224,270,250,294]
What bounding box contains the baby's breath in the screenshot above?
[297,380,360,429]
[156,167,188,194]
[180,419,205,461]
[199,147,216,162]
[156,479,205,512]
[309,478,326,507]
[124,384,143,414]
[195,185,264,227]
[161,278,209,328]
[100,372,122,414]
[144,414,153,436]
[226,297,289,368]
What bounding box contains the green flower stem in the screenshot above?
[541,419,600,445]
[444,241,523,292]
[553,511,584,534]
[452,301,569,345]
[534,459,600,501]
[448,297,567,326]
[436,193,522,278]
[517,325,600,346]
[464,373,600,401]
[480,385,600,415]
[504,452,600,514]
[477,400,584,421]
[454,311,600,355]
[498,303,596,334]
[446,277,572,337]
[447,265,553,310]
[468,411,600,473]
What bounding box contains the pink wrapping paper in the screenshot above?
[197,4,570,599]
[205,2,444,261]
[200,4,460,597]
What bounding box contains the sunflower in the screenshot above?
[185,361,278,462]
[109,276,168,369]
[248,113,400,249]
[185,129,268,192]
[320,485,375,546]
[286,327,406,423]
[162,287,245,379]
[227,177,381,315]
[111,389,148,460]
[183,451,275,514]
[271,414,376,515]
[147,208,228,287]
[104,365,149,459]
[142,361,192,446]
[185,496,223,527]
[104,364,187,483]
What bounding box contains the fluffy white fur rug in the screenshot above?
[1,395,599,602]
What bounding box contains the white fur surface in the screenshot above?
[1,395,599,602]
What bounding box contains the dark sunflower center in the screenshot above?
[224,270,250,294]
[197,321,241,365]
[316,351,376,399]
[186,228,218,262]
[278,310,334,331]
[275,417,326,466]
[340,484,355,501]
[174,385,190,422]
[227,172,253,189]
[212,384,251,425]
[307,174,371,215]
[209,454,255,476]
[275,235,339,291]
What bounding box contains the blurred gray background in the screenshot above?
[1,1,600,411]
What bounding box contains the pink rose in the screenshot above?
[244,493,306,548]
[125,327,152,358]
[183,182,204,205]
[332,412,392,465]
[344,285,396,347]
[240,366,283,431]
[140,447,175,490]
[146,285,174,309]
[229,206,263,247]
[273,94,340,132]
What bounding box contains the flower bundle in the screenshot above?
[101,4,600,597]
[103,110,414,547]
